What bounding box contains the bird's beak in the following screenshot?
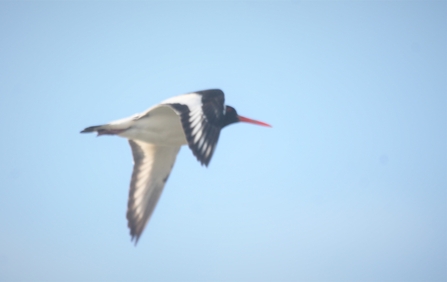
[238,115,272,127]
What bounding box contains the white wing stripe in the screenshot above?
[193,127,203,144]
[190,116,203,132]
[206,146,212,157]
[189,108,202,121]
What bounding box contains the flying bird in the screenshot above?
[81,89,271,244]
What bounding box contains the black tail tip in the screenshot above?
[80,125,101,134]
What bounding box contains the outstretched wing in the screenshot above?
[126,140,180,244]
[163,89,226,166]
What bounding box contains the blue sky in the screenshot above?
[0,1,445,281]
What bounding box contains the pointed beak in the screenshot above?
[238,115,272,127]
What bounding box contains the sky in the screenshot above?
[0,1,446,281]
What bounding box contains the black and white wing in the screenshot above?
[126,140,180,244]
[163,89,226,166]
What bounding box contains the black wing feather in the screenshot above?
[168,89,226,166]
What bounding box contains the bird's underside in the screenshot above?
[126,140,180,243]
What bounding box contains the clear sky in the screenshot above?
[0,1,445,281]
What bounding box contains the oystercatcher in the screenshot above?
[81,89,271,244]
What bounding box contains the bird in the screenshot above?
[81,89,271,244]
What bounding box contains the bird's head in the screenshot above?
[223,105,271,128]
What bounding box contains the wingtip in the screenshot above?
[131,235,140,246]
[197,155,210,167]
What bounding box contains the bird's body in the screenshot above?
[84,104,187,146]
[81,89,270,244]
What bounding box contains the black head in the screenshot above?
[223,105,271,128]
[222,106,240,127]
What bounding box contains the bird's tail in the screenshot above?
[80,125,103,133]
[80,124,127,136]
